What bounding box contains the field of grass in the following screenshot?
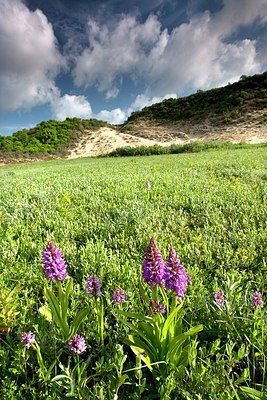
[0,148,266,399]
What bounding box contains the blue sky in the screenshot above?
[1,0,267,135]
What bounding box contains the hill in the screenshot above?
[0,72,267,162]
[121,71,267,144]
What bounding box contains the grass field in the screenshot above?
[0,147,266,399]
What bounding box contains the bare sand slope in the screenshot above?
[67,127,186,159]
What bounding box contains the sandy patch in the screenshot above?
[67,127,186,159]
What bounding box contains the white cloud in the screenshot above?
[51,94,92,120]
[105,87,120,100]
[212,0,267,36]
[0,0,63,113]
[73,14,167,91]
[95,108,126,124]
[72,2,267,98]
[148,12,261,94]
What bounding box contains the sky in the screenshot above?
[1,0,267,135]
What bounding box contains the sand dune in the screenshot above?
[68,114,267,159]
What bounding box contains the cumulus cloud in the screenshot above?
[0,0,63,113]
[148,12,260,94]
[73,14,168,91]
[72,1,267,98]
[51,94,92,120]
[95,108,126,124]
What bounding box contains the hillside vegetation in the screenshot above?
[127,72,267,124]
[0,118,108,159]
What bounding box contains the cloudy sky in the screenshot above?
[1,0,267,135]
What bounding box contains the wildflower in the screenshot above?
[214,290,225,307]
[86,275,101,298]
[68,334,86,355]
[21,331,36,349]
[150,299,166,314]
[42,241,68,281]
[142,237,165,287]
[164,247,191,302]
[252,291,263,308]
[112,288,126,306]
[146,180,151,190]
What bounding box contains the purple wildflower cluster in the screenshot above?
[142,237,191,302]
[252,291,263,308]
[213,290,264,309]
[164,247,191,302]
[150,299,166,314]
[142,237,165,288]
[112,288,126,306]
[21,331,36,349]
[214,290,225,307]
[42,241,68,281]
[68,334,87,355]
[85,275,102,298]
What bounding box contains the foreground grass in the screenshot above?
[0,148,266,399]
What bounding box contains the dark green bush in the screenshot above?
[105,141,266,157]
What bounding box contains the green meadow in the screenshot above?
[0,147,266,399]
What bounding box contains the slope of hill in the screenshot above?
[0,72,267,162]
[120,72,267,144]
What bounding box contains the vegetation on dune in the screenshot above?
[0,148,266,399]
[0,117,108,157]
[127,71,267,124]
[106,141,267,157]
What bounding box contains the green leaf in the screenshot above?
[39,304,52,322]
[240,387,264,399]
[210,338,221,355]
[125,335,158,362]
[167,333,187,362]
[44,286,69,338]
[123,321,157,359]
[69,307,90,338]
[175,346,190,378]
[57,281,70,330]
[65,278,73,303]
[184,324,203,336]
[51,374,72,382]
[129,344,152,370]
[138,277,150,306]
[116,374,128,389]
[238,344,246,360]
[158,285,169,312]
[139,321,162,358]
[117,310,151,323]
[161,303,183,342]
